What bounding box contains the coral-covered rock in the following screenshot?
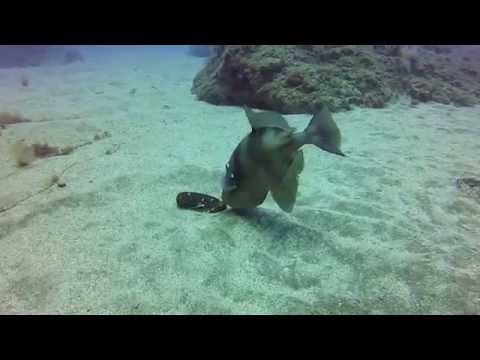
[0,45,84,68]
[192,45,480,113]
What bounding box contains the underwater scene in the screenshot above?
[0,45,478,314]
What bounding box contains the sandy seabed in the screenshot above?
[0,47,479,314]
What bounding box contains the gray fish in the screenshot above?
[221,105,345,213]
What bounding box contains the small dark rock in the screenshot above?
[93,131,111,141]
[461,68,477,76]
[457,178,480,188]
[64,49,84,64]
[456,177,480,200]
[21,76,29,87]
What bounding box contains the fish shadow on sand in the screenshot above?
[220,205,367,275]
[221,206,328,253]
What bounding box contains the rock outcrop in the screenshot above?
[192,45,480,113]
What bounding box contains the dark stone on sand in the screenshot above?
[176,192,226,213]
[192,45,480,113]
[0,45,84,68]
[456,177,480,200]
[0,112,31,127]
[63,49,84,64]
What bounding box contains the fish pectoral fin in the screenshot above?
[294,150,305,174]
[271,176,298,213]
[270,151,304,213]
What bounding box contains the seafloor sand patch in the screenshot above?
[0,48,479,314]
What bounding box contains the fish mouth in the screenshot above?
[221,176,237,192]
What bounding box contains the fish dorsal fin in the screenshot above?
[243,106,293,131]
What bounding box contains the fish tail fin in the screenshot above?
[303,105,345,157]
